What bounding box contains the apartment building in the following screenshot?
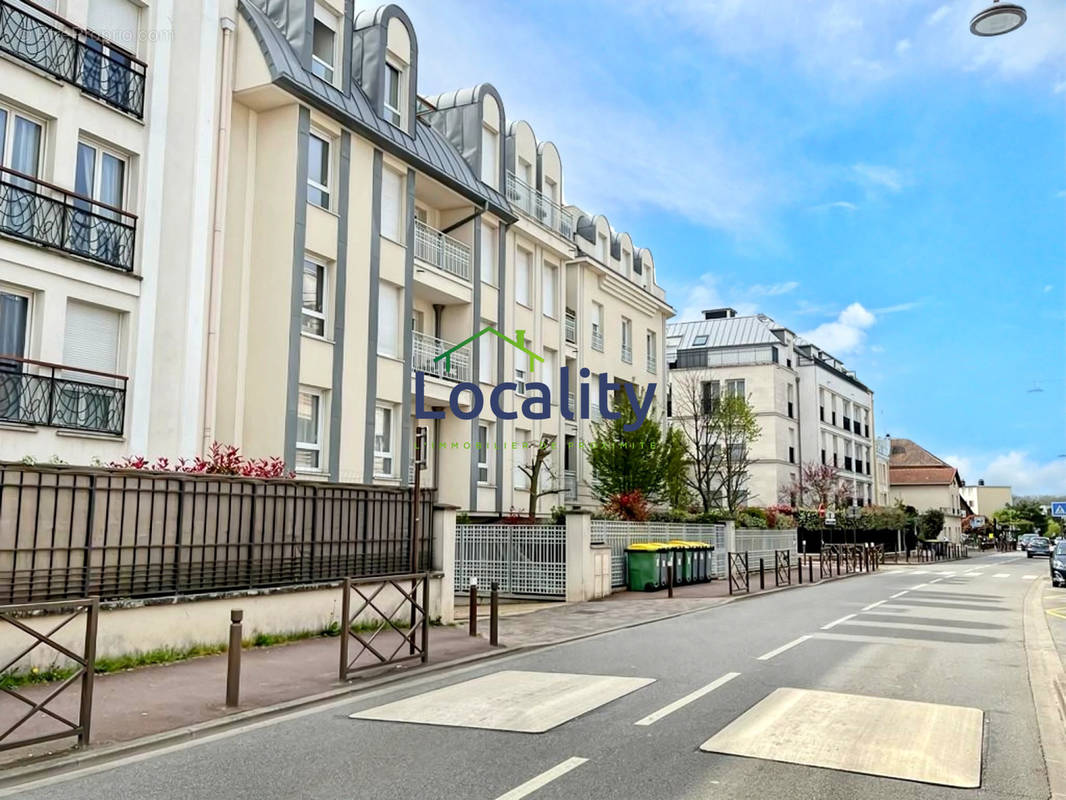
[874,435,891,506]
[888,437,965,542]
[959,480,1012,517]
[666,308,876,508]
[202,0,671,513]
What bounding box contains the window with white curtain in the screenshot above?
[515,248,531,306]
[477,423,493,483]
[377,282,400,357]
[480,223,497,284]
[295,388,324,471]
[380,167,403,242]
[542,262,557,318]
[374,404,394,476]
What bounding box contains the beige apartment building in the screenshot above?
[200,0,671,514]
[959,481,1012,517]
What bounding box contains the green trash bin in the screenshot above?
[692,543,709,582]
[626,543,664,592]
[668,541,694,584]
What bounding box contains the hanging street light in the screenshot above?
[969,1,1027,36]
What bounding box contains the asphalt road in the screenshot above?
[5,552,1051,800]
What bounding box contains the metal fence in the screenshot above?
[454,524,566,598]
[0,464,434,604]
[591,520,727,589]
[735,530,798,569]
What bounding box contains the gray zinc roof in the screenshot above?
[666,315,782,357]
[238,0,515,221]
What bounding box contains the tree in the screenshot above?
[670,372,719,512]
[588,386,669,503]
[660,426,692,511]
[779,461,851,508]
[1009,498,1052,535]
[516,435,560,520]
[918,508,946,541]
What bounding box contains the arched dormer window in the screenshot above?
[352,6,418,136]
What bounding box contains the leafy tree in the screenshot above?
[779,462,851,508]
[661,426,691,511]
[516,435,561,520]
[918,508,945,541]
[588,387,668,503]
[1048,519,1062,538]
[1010,498,1052,535]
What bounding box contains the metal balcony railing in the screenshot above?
[0,166,136,271]
[567,392,575,415]
[564,470,577,501]
[413,219,471,282]
[646,353,657,374]
[590,403,601,422]
[505,172,574,238]
[0,0,146,117]
[621,344,633,364]
[565,310,576,344]
[0,355,127,435]
[412,331,471,383]
[591,328,604,352]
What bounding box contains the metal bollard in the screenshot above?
[667,564,674,598]
[469,579,478,637]
[836,549,841,574]
[798,554,803,584]
[759,558,765,590]
[809,557,814,583]
[489,581,499,646]
[226,609,243,708]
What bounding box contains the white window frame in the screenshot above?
[515,365,526,395]
[76,137,129,209]
[0,104,44,175]
[377,281,401,358]
[307,129,333,210]
[301,256,328,337]
[380,165,404,243]
[477,422,493,484]
[384,58,406,128]
[310,4,338,84]
[542,261,557,318]
[373,403,395,477]
[0,286,31,360]
[295,387,325,472]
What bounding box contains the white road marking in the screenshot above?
[938,571,957,576]
[495,758,588,800]
[964,572,984,577]
[911,583,928,590]
[994,573,1009,578]
[634,672,741,726]
[890,591,909,599]
[1023,575,1039,581]
[757,635,812,661]
[928,578,943,584]
[911,570,930,575]
[862,600,887,611]
[822,614,857,630]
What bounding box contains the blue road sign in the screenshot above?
[1052,501,1066,517]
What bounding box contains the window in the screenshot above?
[311,6,337,83]
[307,132,331,209]
[787,384,794,417]
[373,405,394,476]
[480,223,497,284]
[701,381,719,414]
[377,282,400,357]
[301,257,327,336]
[296,388,324,471]
[85,0,140,109]
[478,321,494,382]
[72,140,127,263]
[622,251,632,277]
[515,248,531,306]
[646,330,656,372]
[380,167,403,242]
[591,303,604,350]
[477,423,493,483]
[621,317,632,363]
[60,302,121,430]
[692,335,708,346]
[481,125,498,188]
[384,61,404,126]
[0,106,42,179]
[542,262,557,317]
[514,429,530,489]
[0,290,29,384]
[725,379,745,398]
[542,348,556,390]
[598,232,608,263]
[515,365,527,394]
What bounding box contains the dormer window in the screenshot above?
[384,61,404,127]
[481,124,498,189]
[311,7,337,84]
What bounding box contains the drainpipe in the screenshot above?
[201,16,237,454]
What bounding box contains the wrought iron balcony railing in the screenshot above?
[0,166,136,271]
[621,344,633,364]
[0,355,127,435]
[413,219,471,282]
[565,310,576,344]
[0,0,146,118]
[591,328,604,352]
[412,331,471,383]
[505,172,574,238]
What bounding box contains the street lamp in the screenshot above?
[970,1,1027,36]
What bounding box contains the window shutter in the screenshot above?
[380,169,402,241]
[378,283,399,357]
[63,302,120,383]
[88,0,140,45]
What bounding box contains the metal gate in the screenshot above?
[454,524,566,598]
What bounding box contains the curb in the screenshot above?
[1023,576,1066,800]
[0,563,883,789]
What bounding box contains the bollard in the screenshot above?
[836,548,841,574]
[759,558,765,591]
[226,609,243,708]
[469,579,478,637]
[798,554,803,584]
[489,581,499,646]
[809,556,814,583]
[667,563,674,598]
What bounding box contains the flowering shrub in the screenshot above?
[604,490,651,521]
[110,442,290,479]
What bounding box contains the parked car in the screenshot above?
[1052,542,1066,587]
[1019,533,1039,552]
[1027,537,1051,558]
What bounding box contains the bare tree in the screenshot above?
[779,461,851,507]
[670,372,718,512]
[517,435,561,520]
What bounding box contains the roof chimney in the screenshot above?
[703,308,737,320]
[978,479,985,486]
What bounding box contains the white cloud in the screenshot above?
[670,273,762,322]
[810,200,858,212]
[1054,80,1066,94]
[872,300,923,314]
[946,452,1066,496]
[852,163,906,193]
[749,281,800,296]
[926,5,952,26]
[895,38,912,55]
[800,302,877,354]
[1044,285,1054,293]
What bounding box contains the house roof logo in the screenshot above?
[434,327,543,373]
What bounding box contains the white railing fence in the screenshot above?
[592,520,727,588]
[735,529,798,570]
[454,524,567,598]
[412,331,471,382]
[414,219,472,281]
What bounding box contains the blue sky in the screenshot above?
[394,0,1066,494]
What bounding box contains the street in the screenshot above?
[4,552,1053,800]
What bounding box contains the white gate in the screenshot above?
[591,521,727,589]
[454,524,567,598]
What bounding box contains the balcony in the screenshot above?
[413,219,471,282]
[591,328,604,352]
[565,310,576,344]
[412,331,471,383]
[0,166,136,271]
[0,0,146,118]
[621,345,633,365]
[564,470,577,501]
[646,353,657,374]
[0,356,127,435]
[505,172,574,238]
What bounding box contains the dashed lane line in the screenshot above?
[890,591,909,599]
[862,600,887,611]
[757,636,812,661]
[821,614,857,631]
[634,673,741,726]
[495,758,589,800]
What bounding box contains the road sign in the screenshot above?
[970,516,986,529]
[1052,502,1066,517]
[825,510,836,526]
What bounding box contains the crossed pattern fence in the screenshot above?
[774,550,791,587]
[454,524,566,598]
[728,552,749,595]
[591,520,727,589]
[0,598,97,752]
[338,573,429,679]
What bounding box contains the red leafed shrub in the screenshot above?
[110,442,291,479]
[501,508,535,525]
[604,490,651,522]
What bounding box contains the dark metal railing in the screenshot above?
[339,572,429,679]
[0,464,436,604]
[0,0,146,117]
[0,355,127,435]
[0,166,137,271]
[727,551,749,595]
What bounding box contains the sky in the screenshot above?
[391,0,1066,495]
